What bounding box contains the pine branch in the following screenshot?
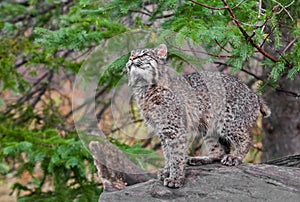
[188,0,280,63]
[3,72,49,116]
[221,0,278,63]
[8,0,74,23]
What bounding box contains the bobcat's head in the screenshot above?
[126,44,167,87]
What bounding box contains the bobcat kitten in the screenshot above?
[125,44,270,188]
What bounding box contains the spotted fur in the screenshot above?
[126,44,270,188]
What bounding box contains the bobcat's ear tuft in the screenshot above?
[155,44,168,59]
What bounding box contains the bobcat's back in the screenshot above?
[182,71,261,136]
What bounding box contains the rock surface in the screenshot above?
[99,163,300,202]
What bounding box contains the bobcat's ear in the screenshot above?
[155,44,167,59]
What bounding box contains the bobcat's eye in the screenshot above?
[141,49,148,55]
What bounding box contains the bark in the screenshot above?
[99,156,300,201]
[262,77,300,161]
[88,137,154,192]
[264,153,300,168]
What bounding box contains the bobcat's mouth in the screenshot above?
[126,60,132,72]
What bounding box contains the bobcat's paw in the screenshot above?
[157,169,169,181]
[163,176,184,188]
[221,155,242,166]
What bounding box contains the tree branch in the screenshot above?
[8,0,74,23]
[221,0,278,63]
[64,85,109,119]
[264,153,300,168]
[31,69,54,109]
[275,87,300,98]
[128,9,174,19]
[214,39,230,53]
[188,0,227,10]
[188,0,281,63]
[167,43,237,58]
[214,61,300,98]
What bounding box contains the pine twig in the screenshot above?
[221,0,278,63]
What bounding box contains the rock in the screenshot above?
[99,162,300,202]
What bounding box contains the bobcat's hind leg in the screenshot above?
[187,136,229,166]
[221,133,252,166]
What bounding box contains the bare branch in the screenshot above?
[96,102,110,120]
[232,0,246,9]
[128,9,174,19]
[188,0,227,10]
[128,9,151,16]
[31,69,54,109]
[110,119,143,134]
[214,61,300,98]
[167,43,237,58]
[64,85,109,119]
[271,0,294,21]
[282,38,297,54]
[259,24,277,48]
[275,87,300,98]
[214,39,230,53]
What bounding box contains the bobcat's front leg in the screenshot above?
[157,137,170,181]
[159,130,188,188]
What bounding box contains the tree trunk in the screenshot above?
[87,130,154,192]
[262,77,300,161]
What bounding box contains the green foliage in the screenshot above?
[287,35,300,79]
[98,54,129,87]
[34,0,128,52]
[0,163,9,175]
[271,61,286,81]
[35,19,127,51]
[0,37,30,92]
[0,119,101,201]
[0,1,105,199]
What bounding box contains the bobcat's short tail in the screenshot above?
[258,97,271,118]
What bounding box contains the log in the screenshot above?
[99,157,300,201]
[89,140,154,192]
[264,153,300,168]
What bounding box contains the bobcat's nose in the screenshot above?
[130,55,137,60]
